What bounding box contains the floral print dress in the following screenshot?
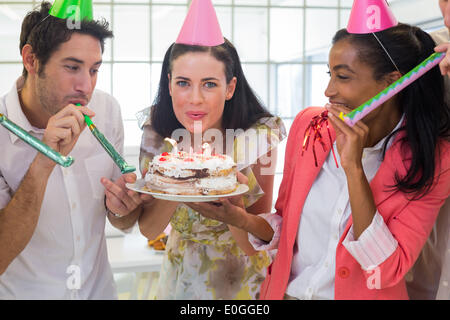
[137,109,286,299]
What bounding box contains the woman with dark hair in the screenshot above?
[99,0,286,299]
[102,2,285,301]
[132,37,286,299]
[133,37,284,300]
[149,39,274,139]
[194,22,450,300]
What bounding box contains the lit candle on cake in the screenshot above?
[202,143,212,157]
[164,137,178,154]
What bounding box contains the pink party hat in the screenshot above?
[176,0,224,46]
[347,0,398,34]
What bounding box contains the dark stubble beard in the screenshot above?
[35,69,64,117]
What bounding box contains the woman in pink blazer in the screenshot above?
[189,23,450,300]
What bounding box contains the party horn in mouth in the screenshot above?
[0,113,74,167]
[76,104,135,174]
[340,52,445,126]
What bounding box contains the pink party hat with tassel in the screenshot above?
[176,0,224,46]
[347,0,398,34]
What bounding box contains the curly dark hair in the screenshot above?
[19,1,113,78]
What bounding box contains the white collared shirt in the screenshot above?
[250,116,403,300]
[0,77,124,299]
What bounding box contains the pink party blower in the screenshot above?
[340,52,445,126]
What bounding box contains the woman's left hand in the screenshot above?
[185,171,249,227]
[186,197,247,228]
[326,103,369,173]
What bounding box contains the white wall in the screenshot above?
[390,0,443,29]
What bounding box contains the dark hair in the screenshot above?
[19,1,113,78]
[333,23,450,199]
[150,38,273,138]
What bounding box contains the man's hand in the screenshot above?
[38,104,95,168]
[101,173,154,217]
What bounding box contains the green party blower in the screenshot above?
[0,113,74,167]
[76,104,135,174]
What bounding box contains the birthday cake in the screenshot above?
[144,150,238,196]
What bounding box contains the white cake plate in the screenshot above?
[126,179,249,202]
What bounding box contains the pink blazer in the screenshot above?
[260,107,450,300]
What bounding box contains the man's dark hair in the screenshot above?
[19,1,113,78]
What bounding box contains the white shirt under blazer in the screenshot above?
[250,116,404,299]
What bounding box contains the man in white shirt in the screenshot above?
[406,0,450,300]
[0,2,137,299]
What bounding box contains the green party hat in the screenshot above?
[49,0,93,21]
